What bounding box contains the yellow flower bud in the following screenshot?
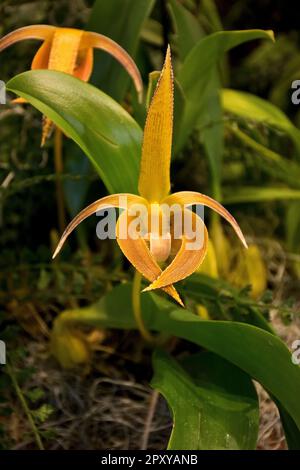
[50,327,90,369]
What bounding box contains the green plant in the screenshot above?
[1,0,300,451]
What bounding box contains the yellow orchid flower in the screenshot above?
[52,47,247,306]
[0,24,143,145]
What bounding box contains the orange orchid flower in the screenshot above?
[52,47,247,306]
[0,25,143,145]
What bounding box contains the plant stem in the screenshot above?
[132,270,156,343]
[6,362,44,450]
[54,127,66,234]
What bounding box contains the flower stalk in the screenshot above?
[54,128,66,234]
[132,270,156,343]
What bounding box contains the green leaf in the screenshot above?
[7,70,142,194]
[200,0,229,85]
[167,0,204,60]
[87,0,155,102]
[26,388,45,403]
[31,404,53,423]
[201,0,223,33]
[152,350,259,450]
[198,72,223,198]
[223,186,300,204]
[146,71,160,109]
[227,125,300,189]
[183,275,300,448]
[55,283,300,434]
[176,30,274,152]
[222,88,300,157]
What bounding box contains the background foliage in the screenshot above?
[0,0,300,451]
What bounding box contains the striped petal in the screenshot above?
[39,28,84,145]
[144,210,208,291]
[81,31,143,102]
[138,46,173,202]
[163,191,248,248]
[116,211,183,306]
[0,25,55,52]
[53,193,146,259]
[48,28,83,74]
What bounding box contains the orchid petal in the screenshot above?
[143,210,208,291]
[48,28,83,74]
[11,97,27,104]
[53,193,146,259]
[31,39,53,145]
[0,25,55,52]
[31,39,52,69]
[37,28,84,145]
[74,48,94,82]
[81,31,143,102]
[163,191,248,248]
[116,211,183,306]
[138,46,173,203]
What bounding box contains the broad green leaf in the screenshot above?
[55,283,300,434]
[185,2,224,198]
[176,30,274,152]
[87,0,155,102]
[201,0,223,33]
[223,186,300,204]
[200,0,229,85]
[198,72,223,198]
[167,0,204,60]
[7,70,142,194]
[222,88,300,157]
[183,274,300,448]
[152,350,259,450]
